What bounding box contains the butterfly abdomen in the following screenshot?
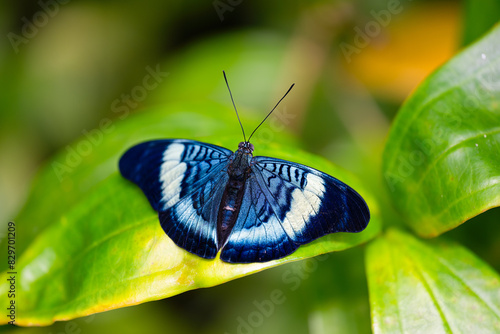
[217,178,246,249]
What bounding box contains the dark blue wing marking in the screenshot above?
[245,156,369,251]
[221,175,298,263]
[119,139,232,259]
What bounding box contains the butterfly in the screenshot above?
[119,72,370,263]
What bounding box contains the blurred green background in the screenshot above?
[1,0,498,333]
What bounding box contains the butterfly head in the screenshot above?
[238,141,254,154]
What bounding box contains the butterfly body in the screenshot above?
[119,139,370,263]
[217,143,253,249]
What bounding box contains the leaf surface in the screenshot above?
[382,25,500,236]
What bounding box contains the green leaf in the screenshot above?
[0,103,380,326]
[382,25,500,237]
[366,229,500,334]
[462,1,500,46]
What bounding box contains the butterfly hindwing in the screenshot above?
[160,170,229,259]
[220,156,370,263]
[220,175,298,263]
[119,139,232,258]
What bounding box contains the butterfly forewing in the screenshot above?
[253,157,370,238]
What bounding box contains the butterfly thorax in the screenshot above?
[217,146,254,249]
[227,147,253,179]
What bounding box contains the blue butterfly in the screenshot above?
[119,72,370,263]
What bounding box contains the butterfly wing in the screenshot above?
[159,169,228,258]
[220,174,298,263]
[220,156,370,263]
[119,139,232,259]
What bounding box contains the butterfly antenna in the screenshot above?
[247,83,295,142]
[223,71,247,142]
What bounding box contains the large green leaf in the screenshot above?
[366,229,500,334]
[382,25,500,237]
[0,104,380,326]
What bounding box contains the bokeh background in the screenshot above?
[1,0,499,333]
